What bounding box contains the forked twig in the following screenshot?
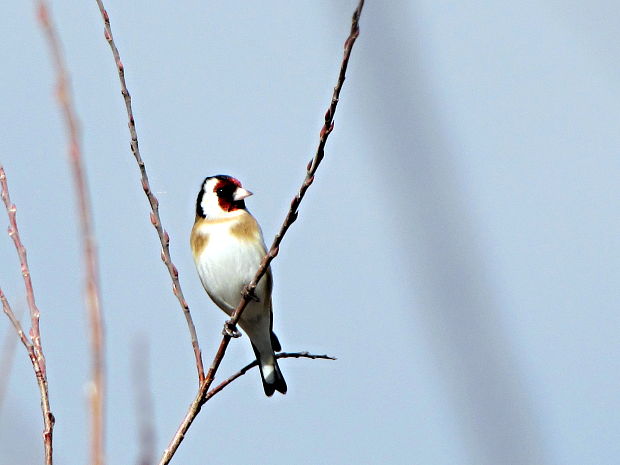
[0,167,47,377]
[0,308,21,414]
[0,293,31,357]
[158,2,365,463]
[93,0,205,384]
[34,2,105,464]
[0,166,54,465]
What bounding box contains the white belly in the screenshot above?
[195,225,270,319]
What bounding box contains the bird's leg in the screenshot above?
[223,319,242,338]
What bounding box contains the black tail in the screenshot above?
[251,343,287,396]
[270,331,281,352]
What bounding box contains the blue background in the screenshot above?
[1,1,619,464]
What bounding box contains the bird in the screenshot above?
[190,175,287,396]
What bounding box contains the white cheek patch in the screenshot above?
[201,189,221,218]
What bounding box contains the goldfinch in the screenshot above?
[190,175,287,396]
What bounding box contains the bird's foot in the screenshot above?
[242,286,260,302]
[223,320,242,338]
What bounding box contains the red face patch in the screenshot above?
[214,177,244,212]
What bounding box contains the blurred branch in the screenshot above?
[158,2,365,463]
[0,166,54,465]
[132,336,156,465]
[205,352,336,401]
[93,0,205,384]
[34,2,105,464]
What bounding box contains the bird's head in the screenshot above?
[196,175,253,219]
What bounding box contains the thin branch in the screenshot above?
[0,308,21,414]
[0,166,54,465]
[0,291,34,361]
[158,2,365,463]
[34,3,105,464]
[205,352,336,401]
[93,0,205,384]
[0,166,47,377]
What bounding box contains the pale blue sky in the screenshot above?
[1,1,619,464]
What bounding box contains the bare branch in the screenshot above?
[158,2,365,463]
[92,0,205,384]
[0,166,54,464]
[0,291,34,358]
[0,310,21,414]
[205,352,336,401]
[34,2,105,463]
[0,166,46,376]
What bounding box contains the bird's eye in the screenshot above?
[216,188,224,196]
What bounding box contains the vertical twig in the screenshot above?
[34,2,106,464]
[92,0,205,384]
[132,336,156,465]
[0,166,55,465]
[158,2,365,463]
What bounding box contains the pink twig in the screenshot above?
[0,166,55,465]
[34,2,106,464]
[93,0,205,384]
[0,291,34,364]
[0,166,46,377]
[0,307,22,414]
[158,2,365,463]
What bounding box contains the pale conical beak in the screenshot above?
[233,187,253,201]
